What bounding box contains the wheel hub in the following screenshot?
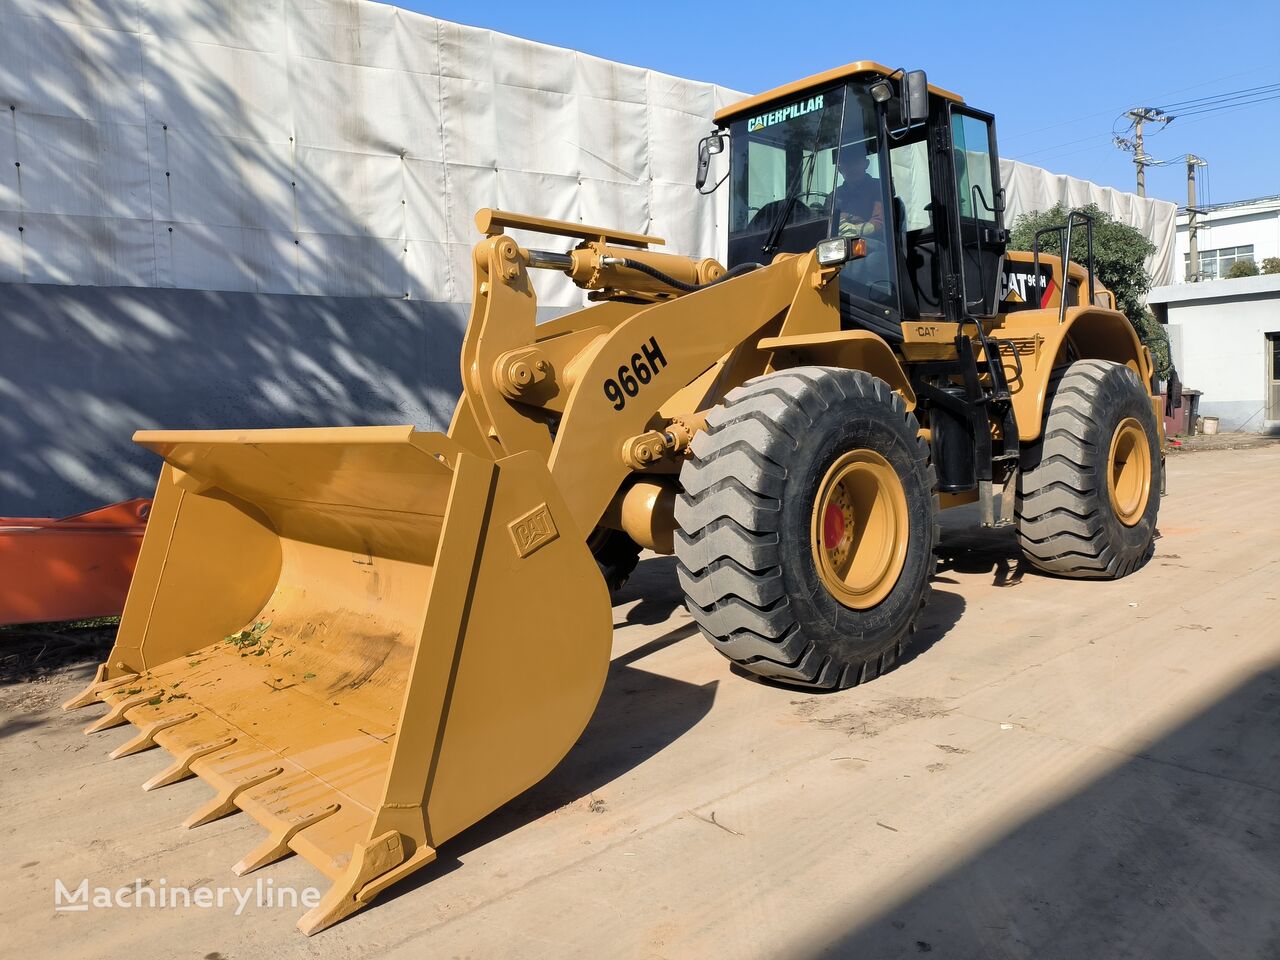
[810,450,909,610]
[1107,417,1152,527]
[822,502,847,550]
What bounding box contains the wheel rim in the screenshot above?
[810,450,909,609]
[1107,417,1152,527]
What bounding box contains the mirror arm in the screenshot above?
[698,169,729,196]
[695,130,726,193]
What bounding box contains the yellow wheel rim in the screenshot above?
[810,450,910,610]
[1107,417,1152,527]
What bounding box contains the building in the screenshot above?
[1161,194,1280,433]
[1176,195,1280,282]
[1148,273,1280,433]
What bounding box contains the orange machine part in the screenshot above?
[0,498,150,626]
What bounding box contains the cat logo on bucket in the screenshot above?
[747,94,824,132]
[508,503,559,558]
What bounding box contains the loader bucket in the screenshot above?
[64,426,612,933]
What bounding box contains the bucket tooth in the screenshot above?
[232,803,341,876]
[63,668,138,711]
[298,831,435,936]
[84,691,154,734]
[142,737,237,792]
[183,766,285,829]
[108,712,198,760]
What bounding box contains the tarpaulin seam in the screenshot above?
[431,16,457,303]
[136,13,161,288]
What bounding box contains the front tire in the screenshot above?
[674,367,937,690]
[1017,359,1161,578]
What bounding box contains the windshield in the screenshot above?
[728,85,845,245]
[725,84,891,260]
[726,83,896,314]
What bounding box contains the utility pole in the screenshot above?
[1115,107,1174,197]
[1132,109,1148,197]
[1185,154,1207,281]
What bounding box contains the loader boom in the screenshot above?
[450,213,860,541]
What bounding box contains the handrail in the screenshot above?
[1032,209,1097,324]
[474,208,663,248]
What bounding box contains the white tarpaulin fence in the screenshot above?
[1,0,1175,306]
[0,0,739,309]
[1001,158,1177,287]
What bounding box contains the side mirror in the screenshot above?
[900,70,929,129]
[695,132,725,192]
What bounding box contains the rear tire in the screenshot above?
[674,367,937,690]
[1017,359,1161,578]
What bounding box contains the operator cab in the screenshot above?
[700,62,1008,341]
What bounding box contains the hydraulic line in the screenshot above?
[601,257,760,292]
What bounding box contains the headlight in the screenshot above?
[815,236,867,266]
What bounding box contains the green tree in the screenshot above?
[1262,257,1280,275]
[1008,202,1171,379]
[1226,258,1259,278]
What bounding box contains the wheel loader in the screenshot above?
[63,61,1162,933]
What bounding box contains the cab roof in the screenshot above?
[714,60,963,125]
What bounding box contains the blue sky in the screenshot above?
[392,0,1279,207]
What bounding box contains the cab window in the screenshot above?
[888,133,942,315]
[890,139,933,231]
[833,90,895,310]
[951,113,997,221]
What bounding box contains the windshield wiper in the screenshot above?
[760,100,831,258]
[760,179,802,259]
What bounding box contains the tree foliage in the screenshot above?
[1262,257,1280,275]
[1226,258,1259,278]
[1008,203,1171,379]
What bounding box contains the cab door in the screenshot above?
[946,106,1006,318]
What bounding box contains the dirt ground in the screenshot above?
[3,445,1278,959]
[1165,431,1280,455]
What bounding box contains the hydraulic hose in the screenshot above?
[602,257,761,292]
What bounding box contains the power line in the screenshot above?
[1158,81,1280,110]
[1165,94,1280,129]
[1168,90,1280,118]
[1011,131,1114,161]
[1012,140,1116,166]
[1000,67,1275,143]
[1005,71,1280,191]
[1024,87,1276,184]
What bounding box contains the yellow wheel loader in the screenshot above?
[63,61,1162,933]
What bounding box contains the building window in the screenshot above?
[1184,244,1255,280]
[1269,334,1280,421]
